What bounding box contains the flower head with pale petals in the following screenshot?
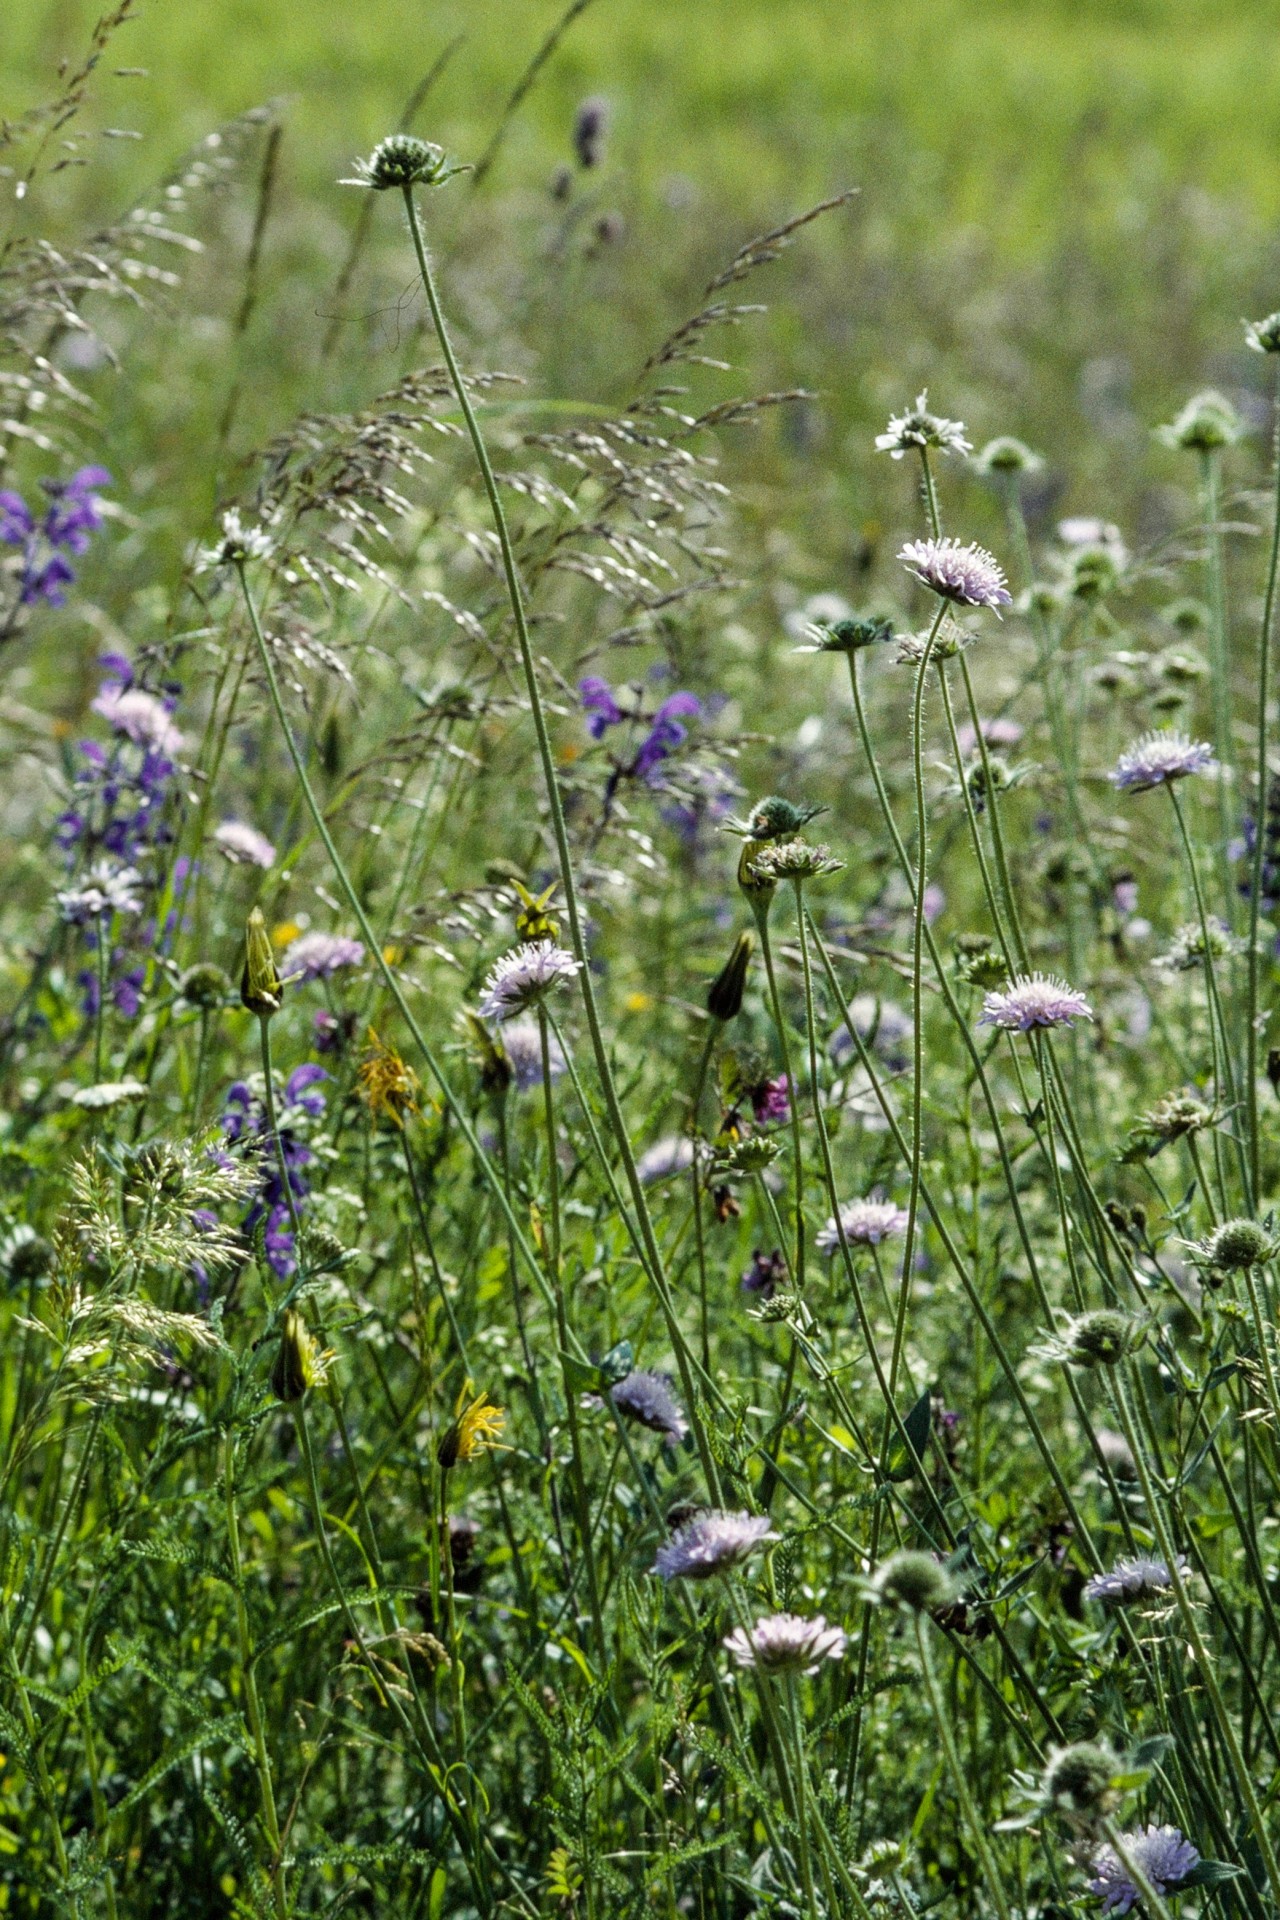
[91,685,184,757]
[652,1509,777,1581]
[980,974,1093,1033]
[610,1369,688,1444]
[723,1612,847,1675]
[283,931,366,981]
[1111,729,1216,794]
[1087,1825,1200,1915]
[1083,1555,1187,1606]
[477,940,581,1022]
[875,393,971,460]
[816,1199,910,1255]
[214,820,277,869]
[899,537,1011,610]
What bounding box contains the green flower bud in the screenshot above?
[1203,1217,1278,1274]
[344,134,450,192]
[1042,1742,1119,1818]
[241,908,283,1018]
[871,1550,957,1614]
[180,963,231,1011]
[271,1309,324,1403]
[1065,1309,1142,1369]
[706,931,753,1023]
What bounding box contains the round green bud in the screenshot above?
[1066,1310,1140,1369]
[1205,1217,1276,1274]
[1042,1742,1119,1818]
[354,134,447,192]
[871,1550,956,1614]
[180,963,231,1011]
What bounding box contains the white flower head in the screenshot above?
[56,860,144,924]
[197,508,275,573]
[652,1509,777,1581]
[816,1198,909,1254]
[979,973,1093,1033]
[899,537,1011,610]
[875,392,971,460]
[477,941,582,1022]
[723,1612,847,1675]
[1111,729,1216,793]
[283,931,366,981]
[90,685,184,758]
[213,820,277,869]
[1082,1555,1187,1607]
[499,1016,567,1091]
[1087,1825,1200,1915]
[610,1369,688,1444]
[636,1135,695,1185]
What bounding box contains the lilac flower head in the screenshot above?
[610,1369,688,1444]
[723,1612,848,1675]
[816,1199,910,1255]
[56,860,144,924]
[1087,1825,1200,1916]
[652,1509,777,1581]
[634,691,701,783]
[499,1016,567,1091]
[579,675,624,739]
[875,393,971,460]
[477,940,582,1022]
[91,684,184,758]
[283,931,366,981]
[1083,1555,1187,1607]
[899,537,1011,609]
[0,492,32,543]
[980,973,1093,1032]
[1111,730,1216,794]
[214,820,277,869]
[635,1135,695,1184]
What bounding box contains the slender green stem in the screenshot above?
[223,1427,288,1920]
[755,909,805,1292]
[914,1615,1013,1920]
[1246,364,1280,1203]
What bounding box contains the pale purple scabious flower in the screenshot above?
[214,820,277,869]
[980,973,1093,1032]
[91,685,184,758]
[831,994,913,1067]
[875,392,972,460]
[816,1198,910,1254]
[499,1016,566,1090]
[1111,730,1216,793]
[636,1135,695,1184]
[283,931,366,980]
[1083,1555,1187,1606]
[56,860,144,923]
[723,1612,848,1675]
[610,1369,688,1444]
[477,940,582,1021]
[652,1509,777,1581]
[899,537,1011,609]
[1088,1825,1200,1915]
[957,715,1024,756]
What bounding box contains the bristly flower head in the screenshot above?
[1156,389,1245,453]
[477,940,582,1022]
[723,1612,847,1675]
[1245,312,1280,355]
[1082,1555,1187,1607]
[875,392,972,460]
[980,973,1093,1032]
[1111,729,1216,793]
[213,819,276,869]
[197,508,275,572]
[91,684,184,758]
[1045,1308,1145,1370]
[498,1017,567,1091]
[1152,918,1235,974]
[1087,1825,1200,1915]
[974,435,1044,476]
[342,134,458,191]
[797,614,895,654]
[1187,1215,1280,1276]
[283,931,366,981]
[610,1369,688,1444]
[746,838,844,886]
[726,795,828,842]
[816,1198,910,1254]
[869,1551,957,1613]
[56,860,143,924]
[899,537,1011,610]
[652,1509,777,1581]
[1043,1742,1120,1820]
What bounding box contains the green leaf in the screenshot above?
[560,1350,602,1395]
[1178,1860,1243,1889]
[887,1388,932,1480]
[1128,1733,1175,1769]
[600,1339,634,1383]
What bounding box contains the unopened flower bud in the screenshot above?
[1246,312,1280,355]
[871,1550,956,1614]
[1202,1217,1277,1274]
[1043,1742,1119,1819]
[271,1309,322,1403]
[180,962,231,1010]
[241,908,283,1017]
[1065,1310,1141,1369]
[707,932,753,1023]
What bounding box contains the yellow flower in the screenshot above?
[626,991,654,1013]
[437,1388,506,1470]
[357,1027,420,1128]
[271,919,302,949]
[270,1309,332,1403]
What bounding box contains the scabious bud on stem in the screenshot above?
[706,931,753,1022]
[871,1550,957,1614]
[1043,1742,1120,1820]
[241,907,283,1017]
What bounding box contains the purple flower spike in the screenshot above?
[579,675,623,739]
[0,491,33,543]
[634,691,701,782]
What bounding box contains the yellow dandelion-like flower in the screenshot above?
[357,1028,420,1128]
[438,1387,506,1470]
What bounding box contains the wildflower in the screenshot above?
[747,838,844,885]
[1043,1742,1120,1819]
[69,1078,148,1110]
[717,1133,784,1178]
[979,973,1093,1032]
[213,820,277,869]
[341,133,454,191]
[1156,390,1245,453]
[706,931,754,1022]
[241,907,284,1017]
[478,940,582,1022]
[636,1136,696,1184]
[741,1247,787,1298]
[438,1389,506,1470]
[573,95,609,169]
[750,1074,790,1125]
[1111,729,1216,794]
[816,1199,909,1254]
[1083,1555,1187,1606]
[870,1551,956,1613]
[579,675,624,739]
[1245,312,1280,355]
[956,715,1024,756]
[1054,1309,1144,1369]
[498,1017,566,1091]
[899,536,1011,609]
[197,507,275,571]
[723,1612,847,1675]
[875,392,971,460]
[270,1308,330,1403]
[0,465,111,608]
[1087,1826,1200,1915]
[974,435,1044,475]
[91,684,184,758]
[831,995,912,1068]
[634,692,701,783]
[727,795,828,842]
[56,860,144,924]
[511,879,561,944]
[797,614,895,654]
[610,1369,688,1444]
[1189,1216,1280,1276]
[179,963,231,1010]
[652,1509,777,1581]
[222,1064,328,1278]
[358,1029,420,1128]
[282,931,366,981]
[1125,1090,1214,1158]
[895,618,973,664]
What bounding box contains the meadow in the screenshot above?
[5,0,1280,1914]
